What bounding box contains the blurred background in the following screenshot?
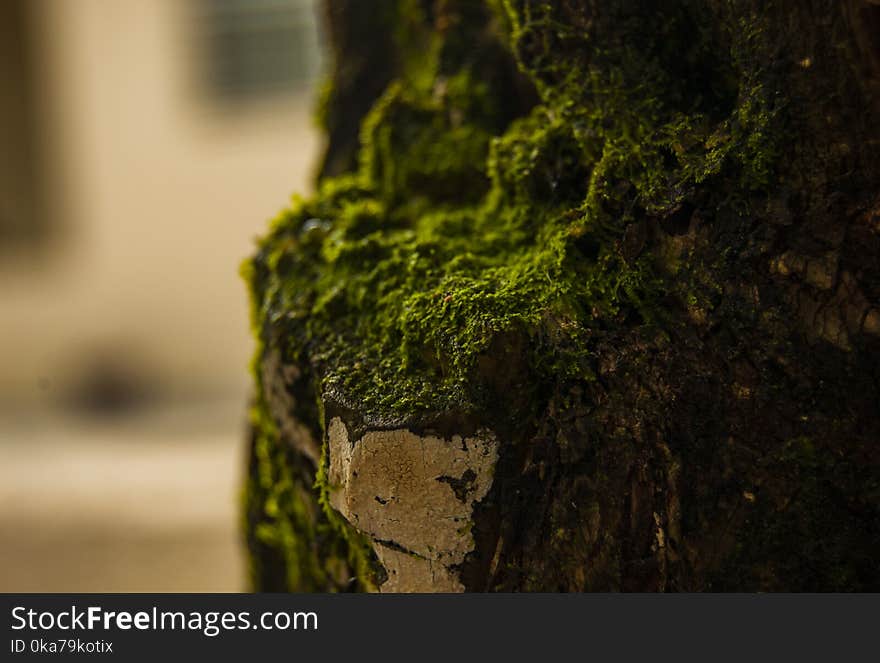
[0,0,324,591]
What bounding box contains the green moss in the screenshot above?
[242,348,384,590]
[241,258,381,592]
[249,0,779,422]
[245,0,799,590]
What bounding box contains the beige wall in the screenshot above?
[0,0,322,406]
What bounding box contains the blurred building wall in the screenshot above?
[0,0,323,592]
[0,0,322,409]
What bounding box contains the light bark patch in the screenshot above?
[327,417,498,592]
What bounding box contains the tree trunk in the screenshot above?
[243,0,880,592]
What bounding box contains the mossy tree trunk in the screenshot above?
[243,0,880,592]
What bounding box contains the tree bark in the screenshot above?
[244,0,880,592]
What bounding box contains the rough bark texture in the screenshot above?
[243,0,880,592]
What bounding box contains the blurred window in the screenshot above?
[0,0,46,258]
[196,0,321,103]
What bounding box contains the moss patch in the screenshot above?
[249,0,778,421]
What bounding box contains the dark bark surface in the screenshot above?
[244,0,880,592]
